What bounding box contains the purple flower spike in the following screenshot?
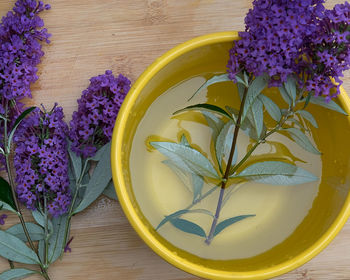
[14,105,71,217]
[69,70,131,158]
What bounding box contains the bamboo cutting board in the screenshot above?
[0,1,349,279]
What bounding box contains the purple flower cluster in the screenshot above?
[14,105,71,217]
[227,0,350,99]
[0,0,50,105]
[302,2,350,99]
[69,70,131,157]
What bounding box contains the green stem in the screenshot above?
[61,157,90,256]
[205,84,249,245]
[43,196,49,267]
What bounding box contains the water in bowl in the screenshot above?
[129,76,321,260]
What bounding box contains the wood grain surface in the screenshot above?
[0,1,349,279]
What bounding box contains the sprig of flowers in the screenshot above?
[151,0,349,245]
[14,105,71,217]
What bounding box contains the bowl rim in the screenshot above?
[111,31,350,280]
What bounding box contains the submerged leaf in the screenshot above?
[188,74,231,101]
[202,111,225,144]
[0,230,40,264]
[150,142,220,179]
[309,96,348,115]
[285,127,321,155]
[296,110,318,128]
[174,103,233,121]
[215,121,237,169]
[214,215,255,236]
[251,97,264,138]
[156,209,213,230]
[0,268,38,280]
[259,94,281,122]
[232,161,318,185]
[170,218,206,237]
[243,73,269,120]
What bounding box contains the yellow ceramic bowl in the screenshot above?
[111,31,350,279]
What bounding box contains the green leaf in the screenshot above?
[90,142,111,161]
[163,160,204,202]
[283,75,297,105]
[68,141,82,180]
[7,107,36,152]
[296,110,318,128]
[214,215,255,236]
[174,103,233,121]
[278,86,292,106]
[251,97,264,138]
[73,142,112,214]
[309,96,348,115]
[259,95,281,121]
[48,214,68,264]
[0,268,38,280]
[188,74,231,101]
[156,209,213,230]
[303,91,312,109]
[6,223,44,242]
[215,121,237,169]
[285,127,321,155]
[170,218,206,237]
[0,177,17,212]
[103,180,118,201]
[288,118,306,130]
[38,240,44,263]
[243,73,269,120]
[150,142,220,179]
[180,134,190,147]
[232,161,318,185]
[0,230,40,264]
[32,210,53,235]
[202,111,225,144]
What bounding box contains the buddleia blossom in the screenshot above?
[227,0,325,86]
[69,70,131,157]
[227,0,350,100]
[0,0,51,104]
[0,214,7,225]
[14,105,71,217]
[300,2,350,100]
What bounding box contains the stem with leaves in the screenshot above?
[2,103,51,280]
[205,85,249,245]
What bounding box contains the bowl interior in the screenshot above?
[113,33,350,278]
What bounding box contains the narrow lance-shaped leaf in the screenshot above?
[285,127,321,155]
[284,75,297,105]
[156,209,213,230]
[150,142,220,179]
[309,96,348,115]
[102,180,118,201]
[0,177,17,212]
[296,110,318,128]
[68,141,82,180]
[214,215,255,236]
[279,86,292,106]
[170,218,206,238]
[215,121,237,169]
[202,111,225,144]
[259,94,281,122]
[0,268,38,280]
[73,142,112,214]
[174,103,233,121]
[48,214,68,263]
[0,230,40,264]
[242,73,269,120]
[188,74,231,101]
[32,210,53,235]
[231,161,318,185]
[6,223,44,242]
[250,97,264,138]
